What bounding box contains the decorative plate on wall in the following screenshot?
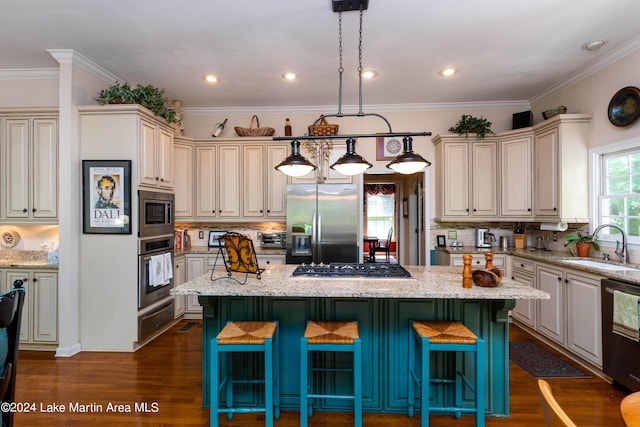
[608,86,640,127]
[0,230,20,248]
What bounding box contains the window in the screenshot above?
[365,184,395,239]
[599,147,640,241]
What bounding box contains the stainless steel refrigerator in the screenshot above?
[286,183,358,264]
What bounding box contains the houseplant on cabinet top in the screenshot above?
[564,231,600,257]
[448,114,493,138]
[95,81,178,125]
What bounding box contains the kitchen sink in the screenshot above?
[561,259,639,271]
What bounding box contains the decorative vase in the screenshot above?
[576,242,591,257]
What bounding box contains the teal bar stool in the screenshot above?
[300,320,362,427]
[407,320,485,427]
[210,321,280,427]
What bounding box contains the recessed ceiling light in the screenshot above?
[282,72,298,81]
[581,40,607,51]
[204,75,219,83]
[361,70,377,79]
[439,68,457,77]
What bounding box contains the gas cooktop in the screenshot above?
[292,263,411,278]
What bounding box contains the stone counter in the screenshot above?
[0,250,58,269]
[171,264,548,300]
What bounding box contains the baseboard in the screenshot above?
[55,343,82,357]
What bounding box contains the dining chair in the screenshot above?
[372,228,393,262]
[537,379,577,427]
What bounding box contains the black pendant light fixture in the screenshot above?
[273,0,432,176]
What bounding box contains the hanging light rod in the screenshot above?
[273,131,431,142]
[332,0,368,12]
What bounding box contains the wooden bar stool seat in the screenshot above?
[300,321,362,427]
[408,320,485,427]
[210,321,280,427]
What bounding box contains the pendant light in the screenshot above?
[330,138,372,175]
[274,140,317,177]
[386,136,431,174]
[273,0,432,176]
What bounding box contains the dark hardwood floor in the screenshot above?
[13,320,628,426]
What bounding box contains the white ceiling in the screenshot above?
[2,0,640,109]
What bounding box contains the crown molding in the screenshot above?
[183,100,531,115]
[0,68,59,80]
[530,35,640,105]
[47,49,121,83]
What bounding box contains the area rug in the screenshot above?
[509,342,590,379]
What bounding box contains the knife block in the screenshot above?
[514,234,526,249]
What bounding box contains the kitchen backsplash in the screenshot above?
[0,225,59,251]
[175,222,285,248]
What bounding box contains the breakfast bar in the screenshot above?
[171,264,549,417]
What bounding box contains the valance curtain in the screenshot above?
[365,184,396,196]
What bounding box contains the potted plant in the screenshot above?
[448,114,493,138]
[95,82,178,125]
[564,231,600,257]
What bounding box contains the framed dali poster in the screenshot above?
[82,160,132,234]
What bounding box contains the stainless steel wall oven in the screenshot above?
[138,235,174,309]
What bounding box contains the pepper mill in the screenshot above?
[484,251,494,269]
[462,253,473,288]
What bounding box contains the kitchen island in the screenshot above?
[171,264,548,417]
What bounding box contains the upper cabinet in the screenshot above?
[432,134,499,221]
[1,111,58,223]
[139,118,174,190]
[432,114,591,223]
[533,114,591,222]
[175,137,289,222]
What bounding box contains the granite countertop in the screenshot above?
[438,247,640,285]
[171,265,549,300]
[0,250,58,269]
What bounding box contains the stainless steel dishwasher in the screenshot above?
[601,278,640,391]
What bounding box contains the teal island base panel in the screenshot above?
[198,296,514,417]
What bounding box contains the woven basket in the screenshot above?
[308,117,339,136]
[234,115,275,137]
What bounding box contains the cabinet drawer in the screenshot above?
[138,300,175,342]
[513,257,535,274]
[451,254,506,268]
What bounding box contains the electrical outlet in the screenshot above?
[199,231,204,239]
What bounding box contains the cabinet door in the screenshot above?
[512,270,536,328]
[139,119,159,187]
[218,145,241,217]
[471,141,498,216]
[442,142,470,217]
[243,145,265,217]
[157,127,174,189]
[32,118,58,219]
[566,271,602,366]
[537,265,565,345]
[186,256,206,313]
[174,143,193,218]
[534,127,559,218]
[195,146,217,218]
[500,135,532,217]
[174,256,187,317]
[266,144,288,218]
[5,270,31,343]
[32,271,57,343]
[4,119,30,218]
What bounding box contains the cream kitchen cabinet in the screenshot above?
[565,270,602,366]
[536,263,565,345]
[139,118,174,190]
[256,254,286,265]
[511,257,536,328]
[532,114,591,222]
[173,255,187,318]
[432,135,498,221]
[499,131,532,218]
[173,139,193,218]
[3,269,57,347]
[195,144,241,219]
[185,254,221,315]
[1,113,58,222]
[243,144,287,219]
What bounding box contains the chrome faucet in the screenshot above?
[592,224,628,264]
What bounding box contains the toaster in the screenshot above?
[258,232,286,248]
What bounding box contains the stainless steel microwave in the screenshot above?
[138,190,174,238]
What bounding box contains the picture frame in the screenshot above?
[376,136,403,161]
[82,160,132,234]
[436,235,446,247]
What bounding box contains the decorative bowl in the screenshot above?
[542,106,567,120]
[472,267,504,288]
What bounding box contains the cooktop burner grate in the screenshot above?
[292,263,411,278]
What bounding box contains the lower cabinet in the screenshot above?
[511,257,536,328]
[173,256,187,318]
[445,252,511,279]
[185,254,219,315]
[2,269,58,346]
